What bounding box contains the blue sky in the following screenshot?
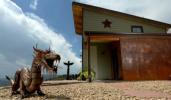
[0,0,171,77]
[14,0,81,55]
[0,0,82,77]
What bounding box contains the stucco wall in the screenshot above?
[83,10,165,33]
[90,45,98,79]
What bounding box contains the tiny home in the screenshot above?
[72,2,171,81]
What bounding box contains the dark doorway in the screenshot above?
[111,41,121,80]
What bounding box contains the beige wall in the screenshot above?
[90,46,98,79]
[83,10,165,33]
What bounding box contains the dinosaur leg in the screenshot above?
[20,80,29,99]
[37,86,45,96]
[11,82,20,96]
[37,77,45,96]
[11,70,20,96]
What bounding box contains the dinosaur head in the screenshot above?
[33,46,61,73]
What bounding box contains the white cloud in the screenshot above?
[0,0,81,76]
[75,0,171,27]
[29,0,39,10]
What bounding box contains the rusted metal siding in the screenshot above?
[120,36,171,80]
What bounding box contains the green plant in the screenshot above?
[77,67,96,80]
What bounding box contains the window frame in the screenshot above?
[131,25,144,33]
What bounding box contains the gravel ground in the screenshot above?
[0,80,171,100]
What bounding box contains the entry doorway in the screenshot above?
[111,41,121,80]
[90,40,122,80]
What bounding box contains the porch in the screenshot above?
[85,33,171,82]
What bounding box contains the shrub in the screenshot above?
[77,67,96,81]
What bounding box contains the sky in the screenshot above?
[0,0,171,77]
[0,0,82,77]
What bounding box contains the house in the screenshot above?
[72,2,171,81]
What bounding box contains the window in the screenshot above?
[131,26,143,33]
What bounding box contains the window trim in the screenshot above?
[131,25,144,33]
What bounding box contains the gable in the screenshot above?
[72,2,171,35]
[83,10,166,34]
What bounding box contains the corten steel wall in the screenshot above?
[120,36,171,80]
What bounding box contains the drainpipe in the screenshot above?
[81,34,83,80]
[88,33,92,82]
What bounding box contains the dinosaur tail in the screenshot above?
[5,75,14,85]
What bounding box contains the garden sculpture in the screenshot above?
[6,45,61,98]
[64,61,74,80]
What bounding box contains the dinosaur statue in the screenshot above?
[6,45,61,98]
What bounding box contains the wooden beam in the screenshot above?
[90,36,120,42]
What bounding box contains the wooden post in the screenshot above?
[64,61,74,80]
[82,35,84,80]
[88,34,92,82]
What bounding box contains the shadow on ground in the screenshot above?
[9,94,71,100]
[47,95,70,100]
[42,81,85,87]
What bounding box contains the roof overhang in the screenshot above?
[72,2,171,35]
[72,2,83,35]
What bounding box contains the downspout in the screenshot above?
[81,34,84,80]
[88,33,92,82]
[82,8,84,81]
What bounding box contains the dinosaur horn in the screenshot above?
[33,44,40,52]
[33,46,38,52]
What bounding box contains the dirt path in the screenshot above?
[0,80,171,100]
